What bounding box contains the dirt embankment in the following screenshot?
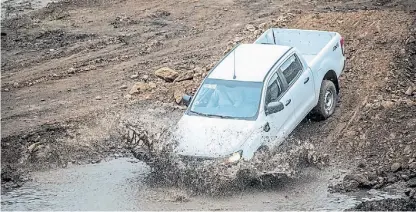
[1,0,416,207]
[331,17,416,199]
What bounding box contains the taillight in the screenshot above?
[340,36,345,55]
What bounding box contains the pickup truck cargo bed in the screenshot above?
[254,28,339,67]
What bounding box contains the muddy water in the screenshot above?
[1,158,403,211]
[1,0,55,19]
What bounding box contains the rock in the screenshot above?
[404,145,412,155]
[67,67,76,74]
[358,162,366,168]
[30,144,53,162]
[407,36,416,44]
[246,24,256,32]
[391,162,401,172]
[148,82,157,89]
[408,178,416,187]
[28,142,42,153]
[342,179,360,191]
[154,67,178,82]
[120,85,128,90]
[130,74,139,79]
[343,174,372,188]
[258,22,267,29]
[234,37,243,42]
[405,86,414,96]
[193,72,202,78]
[91,159,101,164]
[129,82,150,95]
[173,88,185,104]
[409,162,416,170]
[380,100,394,108]
[13,82,19,87]
[95,96,102,100]
[387,175,398,183]
[410,189,416,199]
[174,71,194,82]
[345,130,357,137]
[141,74,149,82]
[254,30,261,36]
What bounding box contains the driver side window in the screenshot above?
[265,72,282,105]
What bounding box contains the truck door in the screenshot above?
[262,71,294,148]
[280,54,315,123]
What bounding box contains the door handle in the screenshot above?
[304,77,310,84]
[263,122,270,132]
[285,99,291,106]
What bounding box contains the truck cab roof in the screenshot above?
[208,44,291,82]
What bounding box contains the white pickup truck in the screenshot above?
[173,28,345,163]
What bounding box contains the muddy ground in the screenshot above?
[1,0,416,210]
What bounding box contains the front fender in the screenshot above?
[239,127,264,160]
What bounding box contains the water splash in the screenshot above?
[124,123,329,195]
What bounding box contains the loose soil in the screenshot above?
[1,0,416,209]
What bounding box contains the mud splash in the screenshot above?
[125,123,329,195]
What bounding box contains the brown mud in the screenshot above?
[1,0,416,210]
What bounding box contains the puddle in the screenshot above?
[1,158,404,211]
[1,0,56,19]
[1,158,149,210]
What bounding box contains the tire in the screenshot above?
[312,80,337,120]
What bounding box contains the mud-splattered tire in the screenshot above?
[312,80,337,120]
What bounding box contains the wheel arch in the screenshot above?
[323,70,339,94]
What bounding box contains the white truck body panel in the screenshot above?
[172,28,346,161]
[208,44,290,82]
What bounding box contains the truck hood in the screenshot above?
[171,114,256,158]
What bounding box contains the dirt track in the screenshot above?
[1,0,416,209]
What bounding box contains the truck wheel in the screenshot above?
[312,80,337,120]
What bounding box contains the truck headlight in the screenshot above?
[227,151,242,164]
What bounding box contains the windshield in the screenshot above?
[189,78,263,119]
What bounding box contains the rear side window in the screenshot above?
[280,54,303,84]
[265,73,282,105]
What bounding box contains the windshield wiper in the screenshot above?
[189,110,210,117]
[189,111,235,119]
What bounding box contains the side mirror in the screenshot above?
[182,95,192,106]
[266,101,284,115]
